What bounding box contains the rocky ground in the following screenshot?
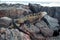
[0,3,60,40]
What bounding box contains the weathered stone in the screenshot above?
[29,3,41,13]
[40,28,54,37]
[20,24,46,40]
[43,15,59,30]
[0,28,31,40]
[35,20,54,37]
[20,24,40,33]
[0,17,12,28]
[46,35,60,40]
[54,7,60,22]
[0,5,32,19]
[0,10,7,17]
[35,20,48,28]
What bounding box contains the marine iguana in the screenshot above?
[16,12,47,25]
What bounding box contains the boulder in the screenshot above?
[47,7,56,17]
[19,24,46,40]
[0,5,32,19]
[28,3,41,13]
[54,7,60,22]
[8,7,32,19]
[46,35,60,40]
[0,28,31,40]
[20,24,40,33]
[43,15,59,30]
[40,7,56,17]
[40,28,54,37]
[35,20,54,37]
[35,20,48,28]
[0,17,12,28]
[0,10,7,17]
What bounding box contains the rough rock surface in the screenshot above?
[29,3,41,13]
[0,17,12,28]
[35,20,54,37]
[0,28,31,40]
[43,15,59,30]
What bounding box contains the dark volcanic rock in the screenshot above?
[46,35,60,40]
[35,20,48,28]
[43,15,59,30]
[47,7,56,17]
[22,20,49,34]
[35,20,54,37]
[0,17,12,28]
[54,7,60,21]
[0,28,31,40]
[28,3,42,13]
[0,4,32,19]
[22,24,40,33]
[41,7,60,22]
[41,7,56,17]
[0,10,7,17]
[40,27,54,37]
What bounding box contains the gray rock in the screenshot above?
[28,3,41,13]
[35,20,54,37]
[43,15,59,30]
[40,28,54,37]
[54,7,60,22]
[0,28,31,40]
[0,17,12,28]
[20,24,40,33]
[35,20,48,28]
[46,35,60,40]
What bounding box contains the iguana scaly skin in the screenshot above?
[9,12,47,28]
[16,12,47,24]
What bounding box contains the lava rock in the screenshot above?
[54,7,60,22]
[28,3,41,13]
[43,15,59,30]
[35,20,54,37]
[46,35,60,40]
[35,20,48,28]
[40,28,54,37]
[21,24,40,33]
[0,17,12,28]
[47,7,56,17]
[0,28,31,40]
